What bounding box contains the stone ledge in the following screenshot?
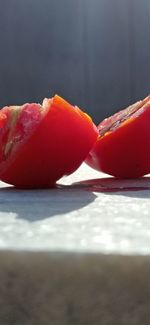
[0,164,150,324]
[0,251,150,325]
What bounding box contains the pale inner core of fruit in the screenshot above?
[98,100,146,137]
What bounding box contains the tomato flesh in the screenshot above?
[86,95,150,178]
[0,95,98,188]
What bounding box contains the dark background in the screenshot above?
[0,0,150,123]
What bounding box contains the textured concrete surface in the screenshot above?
[1,163,150,324]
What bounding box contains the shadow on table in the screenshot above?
[72,177,150,199]
[0,185,97,222]
[0,176,149,221]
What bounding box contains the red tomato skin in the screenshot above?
[86,103,150,178]
[0,96,98,188]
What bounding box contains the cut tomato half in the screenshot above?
[0,95,98,188]
[86,95,150,178]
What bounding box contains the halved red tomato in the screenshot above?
[0,95,98,188]
[86,95,150,178]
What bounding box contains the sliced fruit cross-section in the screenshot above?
[86,95,150,178]
[0,95,98,188]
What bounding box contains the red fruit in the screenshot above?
[86,95,150,178]
[0,95,98,188]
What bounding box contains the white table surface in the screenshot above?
[0,163,150,254]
